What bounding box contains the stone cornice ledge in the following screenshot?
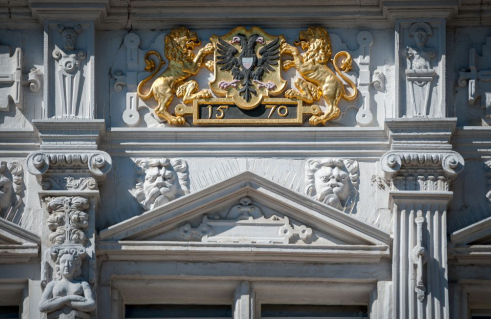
[384,118,457,150]
[389,191,454,206]
[106,127,389,158]
[32,119,105,150]
[98,241,390,264]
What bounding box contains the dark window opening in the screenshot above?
[125,304,232,319]
[0,306,20,319]
[261,305,368,318]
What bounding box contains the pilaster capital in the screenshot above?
[381,151,464,179]
[26,150,112,186]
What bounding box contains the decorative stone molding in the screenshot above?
[0,44,43,111]
[380,151,465,191]
[355,31,375,127]
[0,161,24,222]
[371,68,386,92]
[44,196,90,246]
[178,197,313,244]
[458,37,491,117]
[133,158,189,211]
[26,150,112,185]
[41,176,98,191]
[305,158,359,210]
[44,22,95,119]
[395,19,445,118]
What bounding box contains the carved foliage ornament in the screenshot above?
[305,158,359,210]
[134,158,189,211]
[0,161,23,222]
[45,196,90,246]
[136,26,359,126]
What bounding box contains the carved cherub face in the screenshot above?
[59,253,77,280]
[142,165,180,210]
[0,172,14,215]
[314,165,350,204]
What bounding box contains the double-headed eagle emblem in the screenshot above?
[209,27,286,109]
[215,34,281,103]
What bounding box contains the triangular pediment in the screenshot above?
[100,172,391,247]
[0,218,40,263]
[451,216,491,245]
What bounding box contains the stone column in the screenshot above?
[26,151,111,319]
[381,151,464,319]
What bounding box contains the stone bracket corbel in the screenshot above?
[26,150,112,186]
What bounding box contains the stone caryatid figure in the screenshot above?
[305,158,359,210]
[39,248,95,319]
[404,22,436,117]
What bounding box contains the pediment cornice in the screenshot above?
[0,218,40,263]
[99,172,391,247]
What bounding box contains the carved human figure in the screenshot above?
[39,249,95,319]
[0,161,23,220]
[134,158,189,211]
[405,24,435,70]
[404,22,436,117]
[305,158,359,210]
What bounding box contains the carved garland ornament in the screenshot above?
[136,26,359,126]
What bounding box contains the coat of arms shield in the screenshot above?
[209,27,287,110]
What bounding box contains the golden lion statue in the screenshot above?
[281,27,358,126]
[137,27,214,125]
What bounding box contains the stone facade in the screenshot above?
[1,1,491,318]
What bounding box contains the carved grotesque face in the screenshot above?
[314,166,350,208]
[62,28,77,51]
[142,166,180,211]
[59,253,77,279]
[413,30,427,47]
[0,174,14,215]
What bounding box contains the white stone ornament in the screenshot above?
[458,37,491,117]
[305,158,359,210]
[134,158,190,211]
[0,44,42,111]
[178,197,313,244]
[0,161,23,222]
[39,246,96,319]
